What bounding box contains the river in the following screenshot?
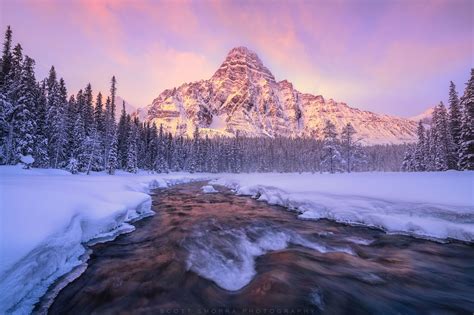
[45,182,474,314]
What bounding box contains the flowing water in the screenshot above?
[46,182,474,314]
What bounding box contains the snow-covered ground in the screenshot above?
[0,167,473,313]
[0,166,209,314]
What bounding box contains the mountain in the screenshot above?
[142,46,417,145]
[115,96,138,121]
[409,107,434,125]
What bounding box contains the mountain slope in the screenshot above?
[143,47,417,144]
[115,96,138,121]
[409,107,434,125]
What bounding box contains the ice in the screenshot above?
[202,185,218,193]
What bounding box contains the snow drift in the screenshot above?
[0,166,208,314]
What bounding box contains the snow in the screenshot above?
[201,185,218,193]
[20,155,34,165]
[0,166,209,314]
[212,171,474,242]
[0,168,473,312]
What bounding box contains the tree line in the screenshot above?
[0,26,416,174]
[402,73,474,171]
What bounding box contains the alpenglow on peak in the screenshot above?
[141,47,417,144]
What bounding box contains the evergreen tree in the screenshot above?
[0,92,12,163]
[83,83,94,135]
[458,69,474,170]
[448,81,462,153]
[33,81,49,167]
[126,118,138,173]
[47,75,68,168]
[340,123,357,173]
[117,102,129,169]
[4,43,23,108]
[321,120,341,173]
[110,76,117,119]
[72,113,87,171]
[95,92,105,134]
[413,121,426,171]
[12,55,37,162]
[154,124,168,173]
[432,102,456,170]
[0,25,13,89]
[107,130,118,175]
[401,147,415,171]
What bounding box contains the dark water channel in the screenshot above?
[47,182,474,314]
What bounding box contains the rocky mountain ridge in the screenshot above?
[141,46,417,145]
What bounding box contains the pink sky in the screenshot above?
[1,0,472,116]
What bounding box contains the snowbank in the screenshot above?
[201,185,218,193]
[0,166,209,314]
[212,172,474,242]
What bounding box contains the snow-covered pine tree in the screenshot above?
[33,81,49,167]
[110,76,117,120]
[66,156,79,174]
[107,130,118,175]
[83,83,94,135]
[458,69,474,170]
[2,44,23,164]
[117,102,129,169]
[103,96,112,169]
[147,123,158,171]
[187,126,200,173]
[85,125,102,174]
[432,102,456,170]
[165,132,174,171]
[94,92,105,133]
[0,25,13,89]
[46,67,67,168]
[413,121,426,171]
[448,81,462,167]
[155,124,168,173]
[12,55,37,162]
[0,92,12,164]
[401,146,415,171]
[72,112,87,171]
[126,118,138,173]
[340,122,357,173]
[64,95,77,160]
[321,120,341,173]
[425,128,436,171]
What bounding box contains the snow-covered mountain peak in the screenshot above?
[143,47,418,145]
[211,46,276,84]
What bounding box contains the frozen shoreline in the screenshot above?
[213,172,474,242]
[0,167,473,313]
[0,166,210,314]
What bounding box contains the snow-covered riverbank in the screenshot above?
[0,167,473,313]
[0,166,210,314]
[214,172,474,242]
